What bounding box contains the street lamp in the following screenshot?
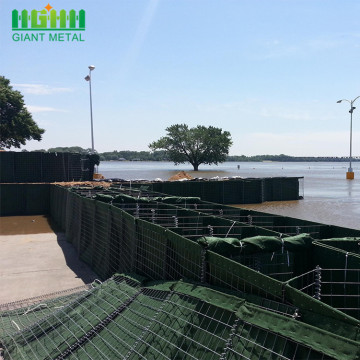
[85,65,95,153]
[337,95,360,179]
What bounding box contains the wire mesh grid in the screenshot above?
[172,202,325,239]
[0,276,335,360]
[0,286,92,342]
[288,267,360,320]
[227,319,332,360]
[69,185,329,239]
[39,186,360,359]
[58,191,307,304]
[233,250,295,282]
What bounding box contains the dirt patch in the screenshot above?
[168,171,194,181]
[53,181,112,188]
[0,215,60,235]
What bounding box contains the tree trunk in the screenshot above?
[193,164,199,171]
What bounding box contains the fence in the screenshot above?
[1,184,360,359]
[3,275,358,360]
[50,186,360,325]
[0,184,50,216]
[0,152,97,183]
[132,176,303,204]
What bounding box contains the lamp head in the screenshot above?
[336,100,342,103]
[88,65,95,71]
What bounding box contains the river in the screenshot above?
[97,161,360,230]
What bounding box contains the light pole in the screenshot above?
[85,65,95,153]
[337,95,360,180]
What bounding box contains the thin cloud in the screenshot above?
[12,83,73,95]
[118,0,159,81]
[26,105,68,113]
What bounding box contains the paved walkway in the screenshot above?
[0,216,97,304]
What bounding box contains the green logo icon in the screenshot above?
[12,4,85,31]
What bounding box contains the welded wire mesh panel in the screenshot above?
[206,252,284,302]
[0,152,96,183]
[107,207,134,275]
[0,277,141,360]
[131,290,234,360]
[227,320,333,360]
[0,152,15,183]
[135,220,168,279]
[2,276,348,360]
[173,200,325,238]
[166,231,203,282]
[79,197,96,267]
[65,192,82,249]
[50,185,68,230]
[14,152,42,183]
[0,285,91,339]
[234,250,295,282]
[92,201,112,279]
[316,239,360,255]
[289,267,360,320]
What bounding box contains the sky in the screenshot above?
[1,0,360,156]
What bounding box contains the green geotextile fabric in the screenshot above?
[0,278,141,360]
[284,283,360,339]
[1,277,359,360]
[91,193,154,204]
[197,234,313,256]
[113,194,150,203]
[312,241,360,270]
[159,196,201,204]
[206,251,284,298]
[0,289,89,339]
[161,281,360,360]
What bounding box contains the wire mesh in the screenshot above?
[0,276,338,360]
[0,152,94,183]
[288,267,360,320]
[3,185,360,359]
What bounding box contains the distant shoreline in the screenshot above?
[104,158,360,163]
[13,147,360,163]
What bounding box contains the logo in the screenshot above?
[12,3,85,42]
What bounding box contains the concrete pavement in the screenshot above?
[0,216,97,304]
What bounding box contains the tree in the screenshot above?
[149,124,232,171]
[0,76,45,148]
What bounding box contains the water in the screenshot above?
[98,161,360,230]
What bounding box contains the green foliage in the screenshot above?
[227,154,359,162]
[149,124,232,170]
[99,150,168,162]
[0,76,45,148]
[26,146,359,163]
[47,146,94,154]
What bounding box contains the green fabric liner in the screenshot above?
[207,251,284,298]
[284,283,360,329]
[93,193,113,203]
[197,233,313,256]
[44,186,360,356]
[235,302,359,360]
[135,219,168,279]
[112,193,151,204]
[160,196,201,204]
[312,241,360,269]
[2,278,140,359]
[2,269,359,360]
[168,281,360,359]
[2,275,359,359]
[142,279,360,359]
